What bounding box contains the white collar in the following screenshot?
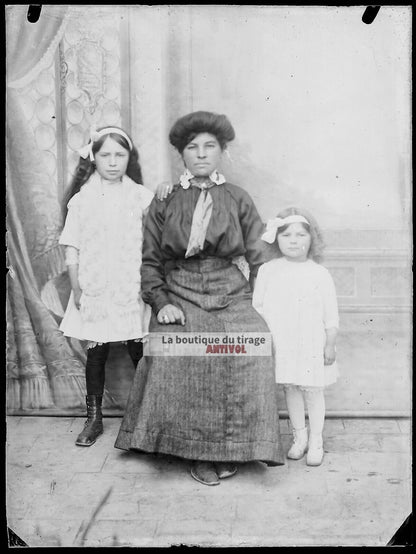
[81,172,142,199]
[179,168,226,189]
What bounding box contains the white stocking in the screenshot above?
[303,388,325,436]
[284,385,306,430]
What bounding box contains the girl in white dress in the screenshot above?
[59,127,154,446]
[253,207,339,466]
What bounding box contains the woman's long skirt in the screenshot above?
[115,257,284,466]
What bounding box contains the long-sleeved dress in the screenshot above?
[115,180,284,465]
[253,257,339,387]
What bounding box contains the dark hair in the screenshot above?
[169,111,235,153]
[274,206,325,263]
[62,127,142,221]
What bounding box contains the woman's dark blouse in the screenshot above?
[141,182,267,313]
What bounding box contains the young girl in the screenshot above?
[59,126,154,447]
[253,207,339,466]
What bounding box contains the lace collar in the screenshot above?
[179,168,226,189]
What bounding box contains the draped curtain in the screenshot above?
[5,5,175,414]
[6,5,88,412]
[5,5,253,415]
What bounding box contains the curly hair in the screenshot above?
[169,111,235,153]
[274,206,325,263]
[61,127,142,221]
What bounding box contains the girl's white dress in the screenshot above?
[59,172,154,343]
[253,257,339,387]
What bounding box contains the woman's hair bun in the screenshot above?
[169,111,235,152]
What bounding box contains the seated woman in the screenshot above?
[115,111,284,485]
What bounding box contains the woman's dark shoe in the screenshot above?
[190,461,220,486]
[75,395,104,446]
[214,462,238,479]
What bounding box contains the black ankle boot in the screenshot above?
[75,395,104,446]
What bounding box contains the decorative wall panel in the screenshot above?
[59,7,125,189]
[326,267,356,297]
[325,247,411,311]
[370,267,410,298]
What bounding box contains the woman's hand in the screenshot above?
[155,181,174,201]
[324,344,336,365]
[157,304,186,325]
[73,287,82,310]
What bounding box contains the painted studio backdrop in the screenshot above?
[5,5,411,416]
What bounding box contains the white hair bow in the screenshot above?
[261,214,310,243]
[77,127,99,161]
[77,127,133,161]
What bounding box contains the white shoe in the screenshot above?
[287,427,308,460]
[306,434,324,466]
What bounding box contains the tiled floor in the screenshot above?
[6,416,412,547]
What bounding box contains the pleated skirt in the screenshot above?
[114,257,284,466]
